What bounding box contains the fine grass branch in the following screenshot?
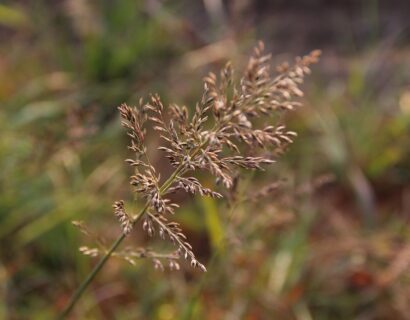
[61,42,320,318]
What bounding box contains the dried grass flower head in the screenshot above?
[75,42,320,272]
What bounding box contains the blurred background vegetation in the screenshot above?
[1,0,410,319]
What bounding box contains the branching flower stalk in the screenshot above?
[61,42,320,318]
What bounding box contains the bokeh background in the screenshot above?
[1,0,410,319]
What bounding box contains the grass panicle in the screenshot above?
[62,42,320,318]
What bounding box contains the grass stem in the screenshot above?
[59,147,200,318]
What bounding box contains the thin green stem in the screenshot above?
[59,233,126,319]
[59,205,147,319]
[60,144,205,318]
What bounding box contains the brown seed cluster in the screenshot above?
[113,247,180,270]
[75,42,320,272]
[167,176,223,198]
[113,200,133,236]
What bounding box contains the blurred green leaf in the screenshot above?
[13,101,65,126]
[0,4,28,28]
[200,197,224,252]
